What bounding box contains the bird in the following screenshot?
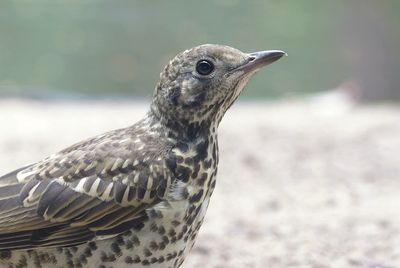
[0,44,285,268]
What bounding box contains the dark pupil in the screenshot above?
[196,60,214,75]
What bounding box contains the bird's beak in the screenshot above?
[237,50,287,73]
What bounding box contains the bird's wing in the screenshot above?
[0,128,174,250]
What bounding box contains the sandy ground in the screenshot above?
[0,98,400,268]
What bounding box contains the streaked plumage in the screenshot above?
[0,44,285,268]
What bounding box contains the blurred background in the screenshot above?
[0,0,399,101]
[1,1,400,268]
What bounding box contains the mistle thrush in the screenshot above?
[0,44,285,268]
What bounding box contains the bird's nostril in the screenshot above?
[248,56,256,62]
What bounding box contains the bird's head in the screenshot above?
[151,44,286,136]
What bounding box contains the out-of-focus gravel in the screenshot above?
[1,99,400,268]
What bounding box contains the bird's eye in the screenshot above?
[196,60,214,75]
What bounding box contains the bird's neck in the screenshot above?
[148,104,215,142]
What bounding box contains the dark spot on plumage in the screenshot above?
[143,248,152,257]
[213,158,218,169]
[39,252,49,263]
[77,168,90,178]
[125,256,134,264]
[131,234,140,246]
[189,189,204,203]
[44,170,52,178]
[182,224,188,234]
[212,143,217,160]
[0,250,11,260]
[124,230,132,236]
[169,87,181,106]
[52,161,62,168]
[197,172,208,186]
[88,241,97,250]
[155,210,164,219]
[132,255,141,263]
[168,228,177,237]
[65,249,72,259]
[184,157,194,166]
[64,162,73,169]
[158,225,166,235]
[115,235,125,246]
[111,242,121,255]
[176,155,184,164]
[195,221,203,231]
[191,163,200,179]
[187,214,196,226]
[125,240,133,249]
[158,242,166,250]
[187,204,196,216]
[112,142,120,148]
[211,179,216,189]
[162,235,170,245]
[100,252,108,262]
[169,251,178,260]
[149,241,159,251]
[150,257,158,263]
[204,159,212,169]
[108,254,116,262]
[171,220,180,227]
[79,254,88,265]
[148,208,162,219]
[84,247,92,257]
[158,256,165,263]
[194,205,203,217]
[177,231,184,240]
[142,259,150,265]
[190,233,196,241]
[207,176,213,187]
[17,256,27,268]
[175,166,191,182]
[83,158,92,165]
[27,250,34,257]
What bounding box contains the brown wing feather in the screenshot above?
[0,126,173,250]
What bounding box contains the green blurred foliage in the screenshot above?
[0,0,398,99]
